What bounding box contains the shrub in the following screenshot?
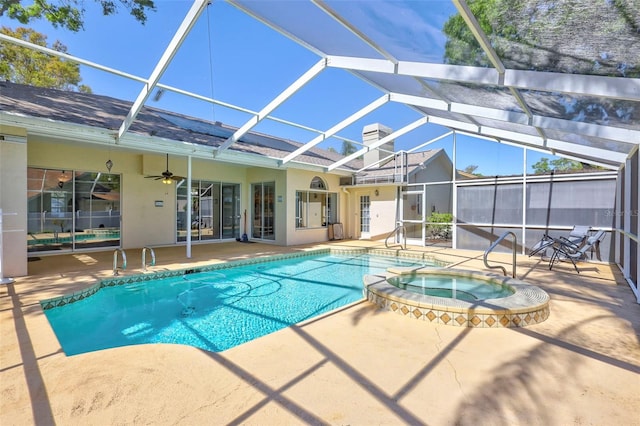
[425,213,453,240]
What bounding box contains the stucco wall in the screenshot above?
[346,186,397,240]
[1,128,28,277]
[285,169,346,246]
[26,141,255,250]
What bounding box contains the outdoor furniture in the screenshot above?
[529,225,591,258]
[548,230,606,273]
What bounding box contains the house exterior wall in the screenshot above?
[408,155,452,184]
[1,127,28,277]
[285,169,345,246]
[25,139,291,253]
[345,186,397,240]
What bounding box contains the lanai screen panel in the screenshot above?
[323,0,462,64]
[430,80,525,113]
[522,91,640,131]
[544,129,635,157]
[232,0,386,59]
[481,0,639,77]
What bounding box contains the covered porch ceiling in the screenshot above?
[2,0,639,171]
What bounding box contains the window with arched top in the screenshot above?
[296,176,337,229]
[310,176,326,190]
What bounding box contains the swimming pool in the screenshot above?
[43,251,431,355]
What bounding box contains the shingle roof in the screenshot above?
[0,81,360,170]
[356,150,444,178]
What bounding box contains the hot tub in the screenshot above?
[363,267,550,328]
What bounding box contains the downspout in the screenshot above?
[342,186,351,239]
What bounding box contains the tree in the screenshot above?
[463,165,479,174]
[0,26,91,92]
[531,157,584,174]
[0,0,156,32]
[340,141,358,156]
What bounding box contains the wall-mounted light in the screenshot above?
[58,170,71,188]
[374,189,379,196]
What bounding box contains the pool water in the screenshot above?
[44,253,429,355]
[387,274,514,301]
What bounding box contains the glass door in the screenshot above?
[252,182,275,240]
[177,181,239,241]
[360,195,370,239]
[27,168,120,253]
[222,183,240,239]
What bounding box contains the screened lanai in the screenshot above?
[0,0,638,299]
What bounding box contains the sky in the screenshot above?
[0,0,559,176]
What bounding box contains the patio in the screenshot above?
[1,241,638,425]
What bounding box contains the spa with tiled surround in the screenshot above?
[364,268,550,328]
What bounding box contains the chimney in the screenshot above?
[362,123,394,168]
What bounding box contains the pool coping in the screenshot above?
[363,267,550,328]
[39,247,442,310]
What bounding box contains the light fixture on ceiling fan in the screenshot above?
[144,153,184,184]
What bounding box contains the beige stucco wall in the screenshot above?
[26,141,256,250]
[285,170,348,246]
[0,128,28,277]
[19,137,352,260]
[346,186,397,240]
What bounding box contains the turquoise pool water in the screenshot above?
[387,274,514,301]
[44,253,428,355]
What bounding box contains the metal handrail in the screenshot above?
[483,231,517,278]
[142,246,156,271]
[113,248,127,276]
[385,222,407,250]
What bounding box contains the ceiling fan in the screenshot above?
[145,153,184,184]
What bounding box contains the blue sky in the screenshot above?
[0,0,556,175]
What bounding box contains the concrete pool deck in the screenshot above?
[1,241,639,425]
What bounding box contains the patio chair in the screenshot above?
[548,230,606,273]
[528,225,591,258]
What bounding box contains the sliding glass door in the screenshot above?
[27,168,121,253]
[251,182,275,240]
[177,180,240,242]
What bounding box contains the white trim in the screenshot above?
[328,117,428,171]
[217,58,327,153]
[281,94,390,164]
[117,0,210,140]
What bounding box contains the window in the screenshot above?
[27,168,121,252]
[310,176,326,190]
[296,191,337,229]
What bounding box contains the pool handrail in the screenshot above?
[385,221,407,250]
[113,248,127,276]
[483,231,517,278]
[142,246,156,271]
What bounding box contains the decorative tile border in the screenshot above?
[363,268,550,328]
[39,247,448,311]
[40,249,330,310]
